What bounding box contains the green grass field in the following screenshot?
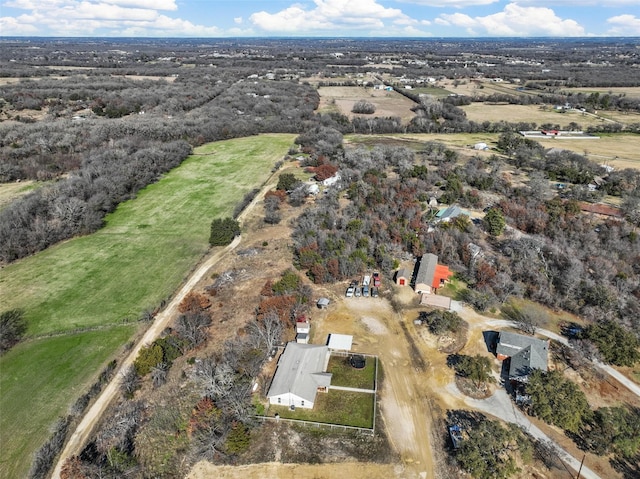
[269,390,375,429]
[327,355,376,390]
[0,133,295,479]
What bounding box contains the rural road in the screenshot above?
[52,163,287,479]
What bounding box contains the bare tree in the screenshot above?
[195,357,235,399]
[151,362,168,388]
[174,311,211,350]
[246,311,283,356]
[120,365,140,399]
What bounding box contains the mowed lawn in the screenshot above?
[0,133,295,479]
[270,390,375,429]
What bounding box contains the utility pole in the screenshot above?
[576,453,585,479]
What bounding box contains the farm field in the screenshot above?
[0,133,295,479]
[461,103,606,127]
[561,86,640,99]
[346,132,640,168]
[317,86,416,123]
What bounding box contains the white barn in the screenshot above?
[267,343,331,409]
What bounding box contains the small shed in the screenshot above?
[327,333,353,352]
[316,297,330,309]
[396,268,410,286]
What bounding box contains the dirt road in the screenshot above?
[51,236,241,479]
[312,295,438,479]
[51,164,288,479]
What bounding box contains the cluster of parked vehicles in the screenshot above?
[346,272,381,298]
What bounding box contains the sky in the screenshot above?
[1,0,639,38]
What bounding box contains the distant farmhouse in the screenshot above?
[496,331,549,383]
[267,343,331,409]
[435,205,466,223]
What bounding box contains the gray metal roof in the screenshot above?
[436,205,463,220]
[397,268,410,279]
[267,342,331,403]
[497,332,549,380]
[415,253,438,289]
[509,345,548,380]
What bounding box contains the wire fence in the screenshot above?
[254,415,375,436]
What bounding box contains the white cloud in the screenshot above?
[510,0,639,6]
[0,15,39,35]
[250,0,409,33]
[398,0,498,7]
[102,0,177,10]
[0,0,219,36]
[234,16,243,25]
[438,3,585,36]
[606,14,640,36]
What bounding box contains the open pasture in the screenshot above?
[561,86,640,100]
[461,102,607,127]
[346,132,640,170]
[318,85,416,123]
[0,134,295,479]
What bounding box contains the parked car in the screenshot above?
[362,285,370,297]
[373,272,381,287]
[346,286,355,297]
[371,287,379,298]
[354,287,362,297]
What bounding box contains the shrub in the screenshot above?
[209,217,240,246]
[0,308,27,354]
[352,100,376,114]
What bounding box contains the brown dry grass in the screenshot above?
[318,86,416,123]
[0,180,37,210]
[462,103,606,127]
[561,86,640,100]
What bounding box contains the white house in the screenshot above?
[267,343,331,409]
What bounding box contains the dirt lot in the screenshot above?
[317,86,417,123]
[188,461,400,479]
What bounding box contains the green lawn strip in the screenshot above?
[0,325,136,479]
[269,390,374,429]
[0,133,295,478]
[327,355,376,390]
[0,134,296,337]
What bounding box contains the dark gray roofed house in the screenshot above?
[496,331,549,383]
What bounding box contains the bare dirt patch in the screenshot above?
[187,461,401,479]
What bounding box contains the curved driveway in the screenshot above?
[451,310,640,479]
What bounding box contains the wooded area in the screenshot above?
[2,37,640,479]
